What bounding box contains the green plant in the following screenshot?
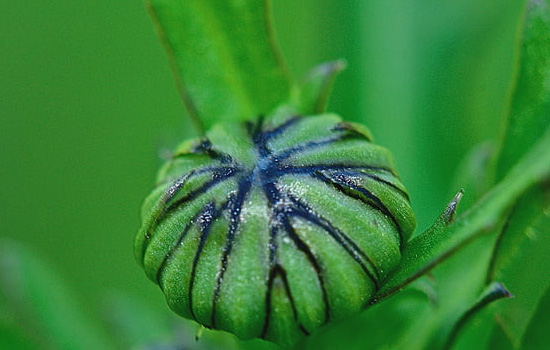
[134,0,550,348]
[1,0,549,349]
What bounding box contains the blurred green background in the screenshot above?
[0,0,529,348]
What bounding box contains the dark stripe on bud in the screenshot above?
[135,113,416,347]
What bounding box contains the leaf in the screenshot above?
[495,0,550,179]
[377,0,550,304]
[484,189,550,348]
[304,286,435,350]
[146,0,291,131]
[421,236,498,350]
[291,60,346,115]
[451,142,496,211]
[520,283,550,349]
[376,124,550,300]
[0,239,114,350]
[444,282,512,350]
[103,292,245,350]
[484,0,550,347]
[103,293,175,349]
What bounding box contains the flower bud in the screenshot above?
[135,113,416,347]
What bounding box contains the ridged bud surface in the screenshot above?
[135,113,416,346]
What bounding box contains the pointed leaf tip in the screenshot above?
[487,281,514,300]
[294,60,347,114]
[442,189,465,224]
[496,0,550,178]
[444,282,514,350]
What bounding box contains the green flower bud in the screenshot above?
[134,112,416,347]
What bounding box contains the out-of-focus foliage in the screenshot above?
[485,1,550,347]
[0,240,113,349]
[1,0,549,349]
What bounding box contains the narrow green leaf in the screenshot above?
[485,189,550,347]
[485,1,550,347]
[146,0,291,131]
[520,283,550,349]
[487,324,515,350]
[364,235,496,350]
[444,282,512,350]
[305,286,434,350]
[421,235,497,350]
[443,304,498,350]
[103,293,245,350]
[376,125,550,300]
[451,142,496,211]
[394,0,550,300]
[496,0,550,178]
[103,293,174,349]
[292,60,346,115]
[0,239,114,350]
